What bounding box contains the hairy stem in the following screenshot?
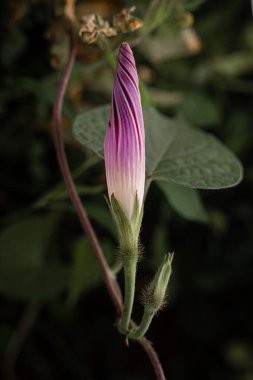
[120,255,137,333]
[53,16,166,380]
[129,310,154,339]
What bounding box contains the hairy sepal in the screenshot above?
[142,253,174,314]
[110,193,143,258]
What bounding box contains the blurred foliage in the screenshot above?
[0,0,253,380]
[0,217,68,300]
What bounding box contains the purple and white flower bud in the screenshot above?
[104,43,145,222]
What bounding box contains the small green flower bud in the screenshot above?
[143,253,174,314]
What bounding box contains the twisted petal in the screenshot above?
[104,43,145,221]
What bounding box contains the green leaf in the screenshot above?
[0,217,51,268]
[0,217,68,300]
[178,92,221,127]
[68,237,113,304]
[35,184,104,208]
[73,105,243,189]
[73,105,109,159]
[0,265,68,301]
[144,106,178,175]
[151,116,243,189]
[157,181,208,222]
[68,238,99,304]
[85,203,116,237]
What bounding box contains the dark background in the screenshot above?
[0,1,253,379]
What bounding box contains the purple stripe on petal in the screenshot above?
[116,73,143,156]
[104,43,145,221]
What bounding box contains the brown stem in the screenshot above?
[52,19,122,315]
[52,16,166,380]
[140,337,166,380]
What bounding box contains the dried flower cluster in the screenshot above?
[113,6,143,33]
[79,14,116,45]
[79,7,142,45]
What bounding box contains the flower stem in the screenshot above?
[53,15,167,380]
[120,254,137,333]
[128,310,154,339]
[139,336,166,380]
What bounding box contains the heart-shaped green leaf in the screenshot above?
[157,181,208,223]
[73,105,243,189]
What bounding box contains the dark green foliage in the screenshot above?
[0,0,252,379]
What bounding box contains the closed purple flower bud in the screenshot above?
[104,43,145,221]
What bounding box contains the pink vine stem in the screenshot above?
[52,17,166,380]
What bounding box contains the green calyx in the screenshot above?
[109,193,143,255]
[107,193,143,334]
[142,253,174,314]
[127,252,174,340]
